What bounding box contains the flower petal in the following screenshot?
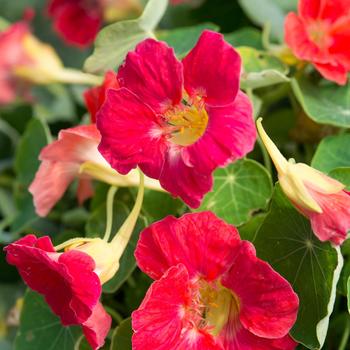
[82,302,112,350]
[307,189,350,245]
[182,30,241,106]
[118,39,183,113]
[313,61,348,85]
[97,88,168,176]
[186,92,255,174]
[40,124,102,164]
[48,1,101,47]
[222,241,299,339]
[157,146,213,208]
[222,327,297,350]
[4,235,101,325]
[132,264,195,350]
[284,12,326,62]
[135,212,241,280]
[77,178,94,205]
[29,160,78,217]
[83,70,119,123]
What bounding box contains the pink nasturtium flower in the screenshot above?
[133,212,299,349]
[47,0,141,47]
[0,20,101,105]
[257,118,350,245]
[285,0,350,85]
[29,124,161,217]
[6,173,145,349]
[97,30,256,208]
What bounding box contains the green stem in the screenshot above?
[104,305,123,324]
[339,318,350,350]
[111,171,144,254]
[258,137,272,174]
[103,186,118,242]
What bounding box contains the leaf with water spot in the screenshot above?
[15,290,81,350]
[254,186,343,349]
[198,159,273,226]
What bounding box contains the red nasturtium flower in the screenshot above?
[84,70,119,123]
[133,212,299,349]
[285,0,350,85]
[4,235,111,349]
[6,175,145,349]
[47,0,141,47]
[97,30,256,208]
[257,118,350,245]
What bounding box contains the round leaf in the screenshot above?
[15,291,81,350]
[312,134,350,173]
[198,159,273,226]
[254,186,343,349]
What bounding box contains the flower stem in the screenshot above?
[103,186,118,242]
[339,317,350,350]
[111,170,144,255]
[55,68,103,86]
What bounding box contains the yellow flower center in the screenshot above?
[166,96,209,147]
[308,21,330,49]
[198,280,240,337]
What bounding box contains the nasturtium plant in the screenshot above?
[1,0,350,349]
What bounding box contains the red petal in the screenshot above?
[135,212,241,280]
[182,30,241,106]
[82,302,112,350]
[186,91,255,174]
[313,61,348,85]
[4,236,101,325]
[97,88,168,176]
[156,146,213,208]
[83,71,119,123]
[132,264,203,350]
[222,241,299,339]
[118,39,183,114]
[222,327,297,350]
[49,2,101,47]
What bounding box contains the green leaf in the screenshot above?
[198,159,273,226]
[311,134,350,173]
[11,118,51,233]
[14,118,50,186]
[140,189,185,223]
[32,85,76,124]
[348,277,350,314]
[238,47,289,89]
[238,0,296,42]
[86,196,147,293]
[157,23,219,57]
[110,318,132,350]
[292,78,350,128]
[328,168,350,189]
[238,213,267,242]
[15,290,81,350]
[254,186,343,349]
[224,27,263,50]
[84,0,168,73]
